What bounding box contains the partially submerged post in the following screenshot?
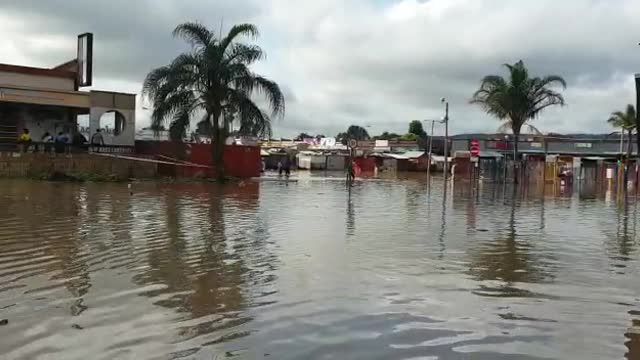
[635,74,640,195]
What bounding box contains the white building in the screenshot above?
[0,33,136,149]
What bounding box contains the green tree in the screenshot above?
[408,120,427,138]
[346,125,370,141]
[608,104,637,160]
[471,60,566,182]
[143,22,285,180]
[295,132,312,141]
[373,131,401,140]
[336,126,369,145]
[400,133,418,141]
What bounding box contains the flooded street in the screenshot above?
[0,176,638,359]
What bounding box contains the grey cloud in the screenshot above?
[0,0,263,83]
[1,0,640,137]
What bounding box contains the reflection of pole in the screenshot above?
[438,180,448,260]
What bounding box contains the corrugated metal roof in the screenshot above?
[385,151,426,160]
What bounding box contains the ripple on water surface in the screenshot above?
[0,177,638,359]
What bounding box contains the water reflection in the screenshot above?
[627,310,640,360]
[468,188,554,289]
[0,179,637,359]
[346,185,355,237]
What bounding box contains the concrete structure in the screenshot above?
[0,34,136,150]
[326,154,346,170]
[297,151,327,170]
[451,134,636,158]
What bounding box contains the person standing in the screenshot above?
[41,132,53,153]
[91,129,104,147]
[18,128,32,153]
[54,132,68,154]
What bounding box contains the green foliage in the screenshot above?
[471,60,565,165]
[470,60,566,137]
[608,104,637,131]
[400,133,418,141]
[408,120,427,138]
[142,22,285,179]
[373,131,401,140]
[608,104,637,158]
[336,125,370,145]
[295,132,312,141]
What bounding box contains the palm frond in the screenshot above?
[228,90,273,138]
[608,104,637,130]
[168,109,191,141]
[224,43,264,66]
[219,24,259,53]
[173,22,213,47]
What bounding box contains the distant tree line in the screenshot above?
[332,121,429,147]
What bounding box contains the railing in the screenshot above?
[6,142,135,154]
[88,145,135,154]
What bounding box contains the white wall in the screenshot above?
[89,107,135,146]
[0,71,74,91]
[297,154,312,169]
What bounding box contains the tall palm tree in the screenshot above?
[143,22,285,180]
[471,60,566,182]
[608,104,637,160]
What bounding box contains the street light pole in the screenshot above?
[425,120,436,183]
[442,99,449,179]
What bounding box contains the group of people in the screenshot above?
[17,128,106,153]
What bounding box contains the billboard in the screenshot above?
[77,33,93,87]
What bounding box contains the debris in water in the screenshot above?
[0,319,8,326]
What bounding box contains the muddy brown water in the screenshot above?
[0,175,638,359]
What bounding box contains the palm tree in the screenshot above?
[143,22,285,180]
[471,60,566,182]
[608,104,637,160]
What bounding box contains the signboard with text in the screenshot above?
[470,139,480,157]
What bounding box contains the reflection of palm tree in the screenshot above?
[607,197,637,266]
[133,183,276,330]
[468,194,551,285]
[626,310,640,360]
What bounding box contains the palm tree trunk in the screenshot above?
[513,132,520,184]
[211,109,226,182]
[625,129,632,189]
[627,130,632,160]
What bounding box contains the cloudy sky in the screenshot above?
[1,0,639,137]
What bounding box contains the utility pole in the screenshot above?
[635,73,640,193]
[424,119,442,184]
[442,98,449,180]
[427,120,435,181]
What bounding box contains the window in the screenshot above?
[99,110,125,136]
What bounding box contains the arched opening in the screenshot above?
[99,110,125,136]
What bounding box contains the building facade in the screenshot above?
[0,34,135,150]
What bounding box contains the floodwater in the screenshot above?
[0,174,638,360]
